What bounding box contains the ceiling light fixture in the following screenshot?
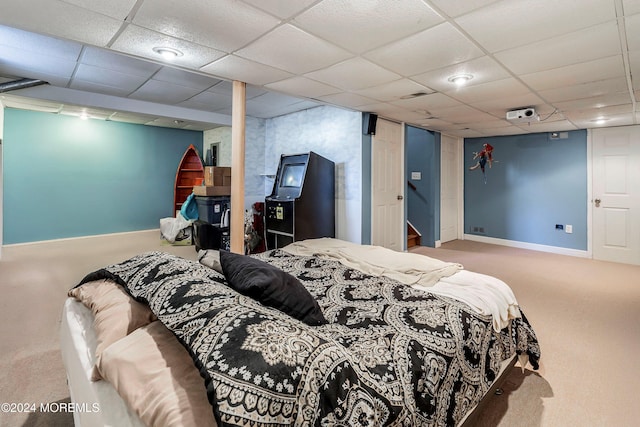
[448,74,473,86]
[152,47,183,60]
[592,117,607,125]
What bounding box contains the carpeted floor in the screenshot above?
[0,233,638,426]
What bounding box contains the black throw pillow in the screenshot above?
[219,251,327,326]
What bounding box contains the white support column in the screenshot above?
[230,81,246,254]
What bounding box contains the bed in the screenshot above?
[60,238,540,427]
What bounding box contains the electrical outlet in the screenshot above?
[566,224,573,234]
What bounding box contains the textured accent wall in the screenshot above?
[203,117,265,210]
[3,108,202,244]
[264,106,362,243]
[464,130,588,250]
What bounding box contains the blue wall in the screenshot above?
[3,108,202,244]
[405,125,440,247]
[464,130,588,250]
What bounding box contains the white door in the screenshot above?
[440,134,460,243]
[592,126,640,265]
[371,118,403,251]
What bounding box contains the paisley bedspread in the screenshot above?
[79,249,540,427]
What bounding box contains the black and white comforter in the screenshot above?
[79,250,540,427]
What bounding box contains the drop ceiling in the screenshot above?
[0,0,638,137]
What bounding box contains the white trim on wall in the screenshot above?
[463,233,590,258]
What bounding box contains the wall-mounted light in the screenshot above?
[448,74,473,86]
[152,47,183,60]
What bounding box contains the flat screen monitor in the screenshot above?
[280,163,305,188]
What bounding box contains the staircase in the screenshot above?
[407,222,421,249]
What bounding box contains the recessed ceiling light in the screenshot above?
[152,47,183,60]
[592,117,607,125]
[448,74,473,86]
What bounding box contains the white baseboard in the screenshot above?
[2,228,160,248]
[463,234,590,258]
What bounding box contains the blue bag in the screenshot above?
[180,193,199,221]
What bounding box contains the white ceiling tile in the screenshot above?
[63,0,137,21]
[0,25,83,59]
[445,78,530,104]
[495,22,622,75]
[467,93,546,116]
[357,101,414,118]
[632,52,640,91]
[244,97,319,118]
[562,104,633,121]
[111,25,227,69]
[130,80,204,104]
[69,79,133,97]
[236,24,352,74]
[317,92,378,108]
[455,119,512,130]
[0,0,122,46]
[410,56,510,92]
[625,13,640,51]
[1,0,637,136]
[417,117,454,129]
[179,90,231,112]
[431,104,497,122]
[354,79,434,102]
[553,93,633,111]
[390,92,461,110]
[72,63,149,92]
[152,67,222,91]
[205,81,268,99]
[519,55,625,91]
[294,0,443,53]
[132,0,280,52]
[623,0,640,16]
[426,0,501,18]
[265,77,341,99]
[249,91,315,109]
[365,22,484,76]
[446,128,485,138]
[456,0,616,53]
[305,57,402,91]
[571,113,636,129]
[537,77,629,103]
[241,0,318,19]
[200,55,294,86]
[0,44,78,80]
[80,47,161,77]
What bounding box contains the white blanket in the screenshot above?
[282,238,520,331]
[282,238,463,287]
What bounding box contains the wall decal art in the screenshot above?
[470,143,495,183]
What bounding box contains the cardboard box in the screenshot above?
[193,185,231,196]
[204,167,231,186]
